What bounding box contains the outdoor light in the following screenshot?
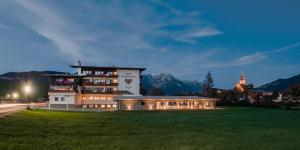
[12,92,19,99]
[6,94,10,98]
[23,85,32,95]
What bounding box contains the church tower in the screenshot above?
[239,72,246,85]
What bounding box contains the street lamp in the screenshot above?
[12,92,19,99]
[23,85,32,95]
[23,84,33,103]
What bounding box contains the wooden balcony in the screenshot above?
[84,74,118,78]
[49,89,76,93]
[82,82,118,86]
[81,90,117,94]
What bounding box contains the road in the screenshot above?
[0,104,27,117]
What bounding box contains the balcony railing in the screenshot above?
[51,81,74,86]
[105,83,118,86]
[84,74,118,78]
[82,82,118,86]
[81,90,116,94]
[49,89,75,93]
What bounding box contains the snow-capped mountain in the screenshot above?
[141,73,202,95]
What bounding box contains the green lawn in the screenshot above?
[0,107,300,150]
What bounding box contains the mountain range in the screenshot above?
[257,74,300,91]
[142,73,202,95]
[0,71,65,99]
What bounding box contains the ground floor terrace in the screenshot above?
[116,96,218,110]
[48,94,218,111]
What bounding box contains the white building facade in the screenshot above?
[46,64,218,110]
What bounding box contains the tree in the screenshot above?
[152,87,164,96]
[202,71,214,96]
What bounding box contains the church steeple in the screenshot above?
[239,72,246,85]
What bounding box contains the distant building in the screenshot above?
[45,63,218,110]
[235,73,247,93]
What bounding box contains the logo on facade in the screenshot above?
[125,78,132,84]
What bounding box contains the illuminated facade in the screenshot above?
[235,73,246,92]
[45,63,218,110]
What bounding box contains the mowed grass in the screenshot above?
[0,108,300,150]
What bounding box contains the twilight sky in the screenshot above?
[0,0,299,88]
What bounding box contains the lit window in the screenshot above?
[113,105,117,108]
[101,105,105,108]
[107,105,111,108]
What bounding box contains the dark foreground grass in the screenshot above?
[0,107,300,150]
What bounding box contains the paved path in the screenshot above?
[0,104,27,117]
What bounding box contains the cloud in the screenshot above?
[235,52,267,65]
[177,27,223,43]
[267,42,300,54]
[16,0,84,58]
[0,22,11,30]
[0,0,223,76]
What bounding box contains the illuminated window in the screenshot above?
[107,97,112,100]
[107,105,111,108]
[101,105,105,108]
[113,105,117,108]
[95,71,104,75]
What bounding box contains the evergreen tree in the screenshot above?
[202,71,214,96]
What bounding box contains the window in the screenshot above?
[95,71,104,75]
[61,97,65,101]
[169,102,176,106]
[54,97,59,101]
[141,102,145,105]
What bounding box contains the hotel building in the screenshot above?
[45,63,218,110]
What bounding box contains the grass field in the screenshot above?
[0,107,300,150]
